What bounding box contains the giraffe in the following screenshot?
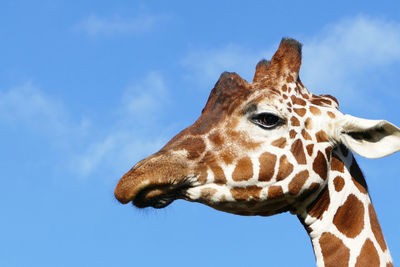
[115,38,400,267]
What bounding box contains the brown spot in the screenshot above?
[307,186,330,218]
[321,94,339,107]
[286,76,294,83]
[350,158,368,194]
[310,97,332,107]
[208,132,224,146]
[200,188,217,199]
[319,232,350,267]
[290,116,300,126]
[288,170,309,195]
[331,153,344,173]
[211,165,227,184]
[305,117,312,130]
[313,151,327,180]
[175,137,206,159]
[325,147,332,161]
[282,84,287,92]
[301,129,312,140]
[333,194,364,238]
[258,152,277,182]
[333,176,345,192]
[220,150,235,165]
[267,185,283,199]
[289,130,297,139]
[291,139,307,164]
[327,111,336,118]
[283,94,288,99]
[306,144,314,156]
[230,186,262,201]
[271,137,287,148]
[309,106,321,115]
[232,157,253,181]
[387,263,394,267]
[315,130,328,143]
[291,95,307,106]
[355,239,380,267]
[301,93,310,99]
[294,108,306,117]
[276,155,293,181]
[369,203,387,251]
[227,130,261,150]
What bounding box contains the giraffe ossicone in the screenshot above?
[115,38,399,267]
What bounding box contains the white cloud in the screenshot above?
[181,44,272,86]
[181,15,400,112]
[0,82,72,135]
[301,15,400,105]
[73,132,166,178]
[71,72,171,178]
[76,14,165,36]
[121,71,168,117]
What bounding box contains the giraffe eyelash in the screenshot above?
[250,112,285,130]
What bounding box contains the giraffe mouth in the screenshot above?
[132,181,191,209]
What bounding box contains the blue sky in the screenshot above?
[1,1,400,266]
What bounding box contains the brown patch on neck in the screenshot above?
[368,203,388,252]
[319,232,350,267]
[355,239,380,267]
[306,144,314,156]
[331,153,345,173]
[333,194,364,238]
[333,176,345,192]
[313,151,328,180]
[288,170,309,195]
[307,185,330,219]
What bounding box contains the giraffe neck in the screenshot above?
[297,146,393,267]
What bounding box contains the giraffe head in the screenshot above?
[115,38,400,216]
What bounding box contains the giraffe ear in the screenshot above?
[269,38,302,81]
[339,114,400,158]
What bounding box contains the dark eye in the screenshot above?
[250,113,284,129]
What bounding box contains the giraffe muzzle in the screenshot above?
[114,153,192,208]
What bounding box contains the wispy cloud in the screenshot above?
[181,16,400,113]
[301,15,400,108]
[181,44,272,87]
[0,82,89,139]
[121,71,168,118]
[71,72,171,178]
[76,14,166,36]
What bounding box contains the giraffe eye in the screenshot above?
[250,113,284,129]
